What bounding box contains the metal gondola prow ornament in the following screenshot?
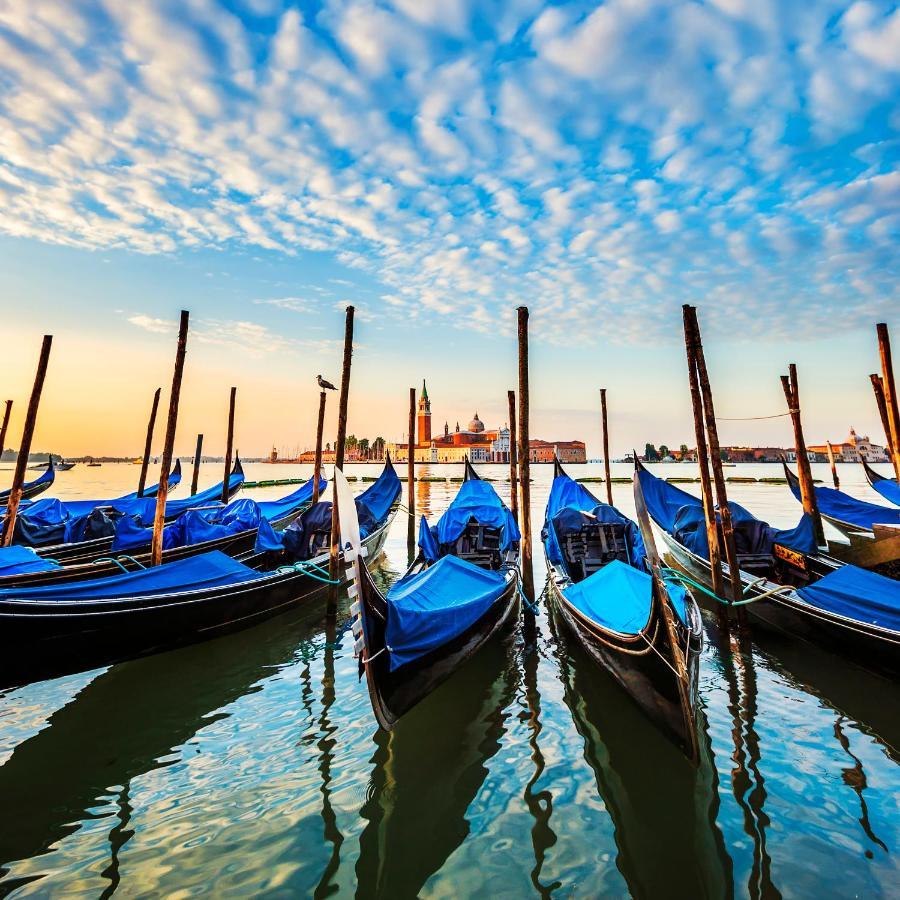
[334,466,368,665]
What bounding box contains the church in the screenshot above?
[388,382,585,464]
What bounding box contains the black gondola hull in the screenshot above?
[357,561,520,731]
[0,514,394,687]
[549,577,701,762]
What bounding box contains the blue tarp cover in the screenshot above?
[111,476,324,552]
[385,554,508,670]
[638,467,817,559]
[543,473,646,568]
[562,560,653,634]
[787,474,900,530]
[0,545,61,577]
[798,564,900,632]
[419,479,520,562]
[869,474,900,508]
[0,550,260,603]
[1,461,54,503]
[356,461,401,523]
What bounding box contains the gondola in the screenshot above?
[862,457,900,507]
[11,458,234,557]
[636,459,900,675]
[0,457,55,504]
[0,461,401,687]
[782,461,900,575]
[543,458,702,761]
[348,458,520,730]
[782,461,900,538]
[0,473,326,588]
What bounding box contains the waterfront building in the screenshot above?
[806,428,889,463]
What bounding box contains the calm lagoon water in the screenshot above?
[0,461,898,897]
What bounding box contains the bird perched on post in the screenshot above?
[317,374,337,391]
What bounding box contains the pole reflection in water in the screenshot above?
[355,639,518,899]
[520,639,561,898]
[99,782,134,900]
[551,610,734,899]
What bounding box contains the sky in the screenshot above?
[0,0,898,459]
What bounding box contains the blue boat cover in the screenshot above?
[798,564,900,632]
[111,476,324,552]
[869,473,900,508]
[255,464,400,555]
[419,479,520,563]
[787,474,900,531]
[542,473,646,569]
[638,467,817,559]
[0,460,55,503]
[562,560,654,634]
[0,550,261,603]
[385,554,509,670]
[0,545,61,577]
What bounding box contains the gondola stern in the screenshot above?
[463,456,481,481]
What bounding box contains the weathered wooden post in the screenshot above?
[313,391,326,504]
[2,337,52,547]
[517,306,536,633]
[600,388,613,506]
[191,433,203,496]
[222,386,236,504]
[876,324,900,483]
[328,306,355,595]
[0,400,12,460]
[507,390,519,525]
[870,373,898,480]
[137,388,162,497]
[408,387,416,519]
[685,306,743,606]
[781,364,825,547]
[826,442,840,489]
[150,311,189,566]
[682,309,726,605]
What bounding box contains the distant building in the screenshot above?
[807,428,888,463]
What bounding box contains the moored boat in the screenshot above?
[543,458,703,761]
[862,457,900,507]
[637,459,900,675]
[0,458,55,504]
[348,458,521,730]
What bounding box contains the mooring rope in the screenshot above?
[715,410,797,421]
[275,559,341,584]
[660,565,794,606]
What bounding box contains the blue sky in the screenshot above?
[0,0,898,457]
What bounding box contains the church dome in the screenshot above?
[468,412,485,433]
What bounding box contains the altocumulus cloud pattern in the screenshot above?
[0,0,898,342]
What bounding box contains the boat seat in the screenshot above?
[455,522,503,570]
[563,522,629,582]
[736,552,774,579]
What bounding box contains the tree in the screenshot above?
[372,437,385,459]
[659,444,669,459]
[346,434,359,450]
[679,444,689,458]
[644,443,659,462]
[358,438,370,459]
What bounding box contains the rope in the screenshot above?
[362,645,390,664]
[660,566,794,607]
[504,562,540,615]
[715,410,797,421]
[116,555,146,570]
[92,557,129,573]
[274,560,341,584]
[638,629,682,679]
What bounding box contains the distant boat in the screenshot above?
[57,461,76,471]
[87,458,101,467]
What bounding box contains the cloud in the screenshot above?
[128,314,176,334]
[0,0,898,346]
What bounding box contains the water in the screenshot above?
[1,461,898,897]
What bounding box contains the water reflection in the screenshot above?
[0,601,331,888]
[552,618,734,899]
[355,639,517,898]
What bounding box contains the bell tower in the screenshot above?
[417,380,431,445]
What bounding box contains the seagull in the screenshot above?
[317,374,338,391]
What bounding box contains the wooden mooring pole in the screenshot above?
[313,391,326,504]
[781,364,825,548]
[0,400,12,460]
[328,306,354,596]
[408,387,416,519]
[870,373,898,480]
[826,442,840,489]
[517,306,536,635]
[191,433,203,495]
[2,336,52,547]
[507,390,519,526]
[222,386,236,504]
[137,388,161,497]
[600,388,613,506]
[876,324,900,483]
[682,309,726,606]
[150,311,189,566]
[685,306,743,607]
